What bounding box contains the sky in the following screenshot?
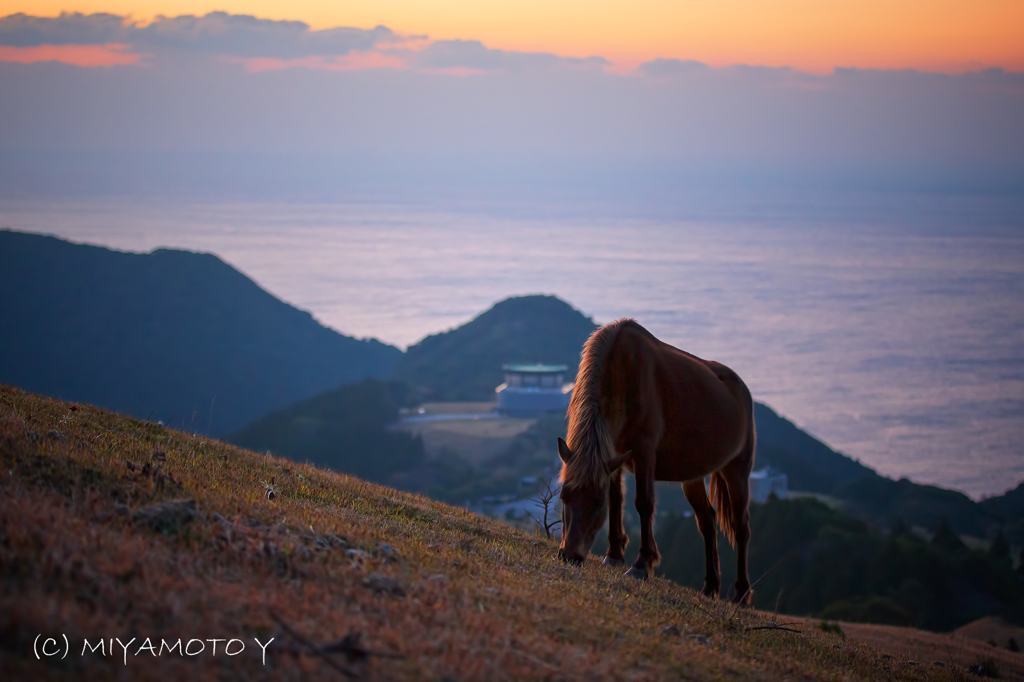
[0,3,1022,199]
[3,1,1023,74]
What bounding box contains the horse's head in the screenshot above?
[556,437,630,565]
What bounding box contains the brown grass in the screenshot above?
[0,384,955,681]
[785,617,1024,681]
[954,616,1024,653]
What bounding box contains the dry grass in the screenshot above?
[0,385,954,681]
[785,617,1024,681]
[954,616,1024,652]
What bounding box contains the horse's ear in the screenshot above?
[557,437,573,464]
[605,450,631,474]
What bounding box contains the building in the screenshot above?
[495,364,573,416]
[749,467,788,503]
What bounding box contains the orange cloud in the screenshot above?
[0,42,144,66]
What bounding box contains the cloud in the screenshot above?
[636,58,709,78]
[410,39,609,73]
[637,58,823,87]
[0,11,401,59]
[0,12,610,74]
[0,12,128,47]
[134,12,398,59]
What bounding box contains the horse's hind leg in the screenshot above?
[682,478,720,598]
[722,441,754,605]
[604,468,628,566]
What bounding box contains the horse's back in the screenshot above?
[611,322,752,481]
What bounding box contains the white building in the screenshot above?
[749,467,788,503]
[495,364,574,416]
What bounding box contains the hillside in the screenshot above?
[0,230,401,436]
[225,383,1023,635]
[983,482,1024,520]
[0,385,974,681]
[834,476,1004,538]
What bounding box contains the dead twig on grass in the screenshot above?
[510,648,557,670]
[744,624,802,634]
[690,596,715,618]
[945,636,968,682]
[269,611,358,678]
[322,631,405,662]
[269,610,405,676]
[729,557,787,622]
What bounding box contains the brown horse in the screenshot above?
[556,318,756,603]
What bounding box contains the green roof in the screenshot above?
[502,363,568,373]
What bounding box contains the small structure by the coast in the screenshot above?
[495,363,573,416]
[749,466,788,503]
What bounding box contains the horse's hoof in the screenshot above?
[732,588,753,606]
[624,566,649,580]
[603,556,624,567]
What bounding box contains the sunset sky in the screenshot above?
[2,0,1023,73]
[1,2,1022,199]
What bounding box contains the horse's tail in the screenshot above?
[711,397,756,549]
[709,470,737,548]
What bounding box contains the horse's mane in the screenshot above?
[560,318,635,490]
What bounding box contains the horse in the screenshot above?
[556,318,756,604]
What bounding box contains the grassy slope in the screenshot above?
[1,386,948,681]
[786,617,1024,681]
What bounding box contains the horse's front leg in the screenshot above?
[603,468,628,566]
[625,467,660,580]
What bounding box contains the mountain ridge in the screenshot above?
[392,294,598,401]
[0,229,401,435]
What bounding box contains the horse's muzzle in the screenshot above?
[557,548,584,566]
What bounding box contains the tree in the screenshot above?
[531,478,562,540]
[988,529,1010,562]
[931,517,966,553]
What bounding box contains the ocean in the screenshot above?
[2,193,1021,499]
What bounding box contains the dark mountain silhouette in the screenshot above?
[836,476,1001,537]
[981,481,1024,546]
[391,294,598,401]
[0,230,401,435]
[228,378,424,484]
[752,402,877,492]
[982,481,1024,521]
